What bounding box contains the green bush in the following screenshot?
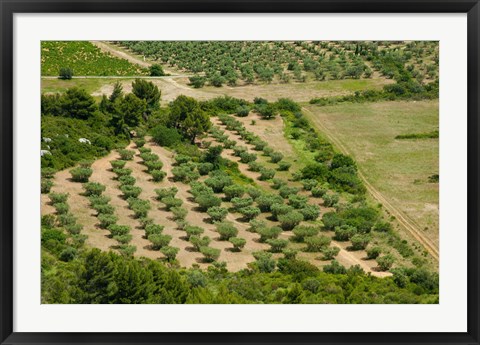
[270,203,293,221]
[292,225,319,242]
[200,246,221,262]
[204,173,233,193]
[253,251,276,273]
[366,246,382,259]
[88,195,110,206]
[65,223,83,235]
[377,254,395,271]
[197,162,214,176]
[171,207,188,221]
[267,239,289,253]
[207,206,228,222]
[247,161,263,172]
[299,204,320,221]
[278,185,299,199]
[41,167,56,179]
[114,234,133,245]
[239,152,257,164]
[54,202,69,215]
[148,234,172,250]
[161,246,179,261]
[98,214,118,229]
[118,244,137,257]
[305,235,331,252]
[70,167,93,182]
[190,235,211,251]
[311,185,328,198]
[113,168,132,178]
[301,179,318,191]
[195,193,222,212]
[323,193,340,207]
[161,196,183,211]
[231,197,254,211]
[185,225,204,240]
[350,234,370,250]
[239,206,261,221]
[59,67,73,80]
[110,160,127,170]
[229,237,246,251]
[269,152,283,163]
[129,199,151,218]
[118,149,135,161]
[288,194,309,209]
[256,226,282,242]
[271,179,287,190]
[150,170,166,182]
[321,246,340,260]
[216,221,238,240]
[151,125,183,147]
[334,225,358,241]
[134,138,146,148]
[277,161,291,171]
[149,64,165,76]
[145,161,164,173]
[145,224,164,237]
[223,185,245,201]
[256,194,283,212]
[93,204,115,215]
[57,213,77,226]
[83,182,106,196]
[120,185,142,199]
[155,187,178,200]
[258,167,276,181]
[283,248,299,260]
[140,152,159,162]
[41,179,54,194]
[278,211,304,230]
[323,260,347,274]
[108,224,130,237]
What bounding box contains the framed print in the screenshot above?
[0,1,479,344]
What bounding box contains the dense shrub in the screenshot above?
[223,185,245,201]
[305,236,331,252]
[216,221,238,240]
[155,187,178,200]
[323,193,340,207]
[258,167,276,181]
[292,225,319,242]
[231,197,254,211]
[334,225,358,241]
[204,173,233,193]
[366,246,382,259]
[54,202,69,215]
[195,193,222,211]
[311,185,328,198]
[108,224,130,237]
[41,179,54,194]
[151,125,183,147]
[70,167,93,182]
[83,182,106,196]
[377,254,395,271]
[120,185,142,199]
[288,194,309,209]
[239,206,261,221]
[278,211,304,230]
[256,226,282,242]
[269,152,284,163]
[197,162,214,176]
[171,207,188,221]
[161,196,183,211]
[278,185,299,199]
[229,237,246,251]
[88,195,110,206]
[322,246,340,260]
[145,224,164,238]
[98,214,118,229]
[266,239,289,253]
[200,246,221,262]
[113,168,132,178]
[110,160,127,170]
[270,203,293,221]
[185,225,205,240]
[93,204,115,215]
[118,149,135,161]
[299,204,320,221]
[128,199,151,218]
[349,234,370,250]
[190,235,211,251]
[256,194,284,212]
[301,179,318,191]
[151,170,167,182]
[277,161,291,171]
[207,206,228,222]
[161,246,179,261]
[148,234,172,250]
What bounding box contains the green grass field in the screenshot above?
[41,41,148,76]
[304,100,439,247]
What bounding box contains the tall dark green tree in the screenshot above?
[60,87,97,120]
[168,95,211,143]
[132,79,161,114]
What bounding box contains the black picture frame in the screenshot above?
[1,1,479,344]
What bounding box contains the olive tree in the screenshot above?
[278,211,304,230]
[207,206,228,222]
[216,221,238,240]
